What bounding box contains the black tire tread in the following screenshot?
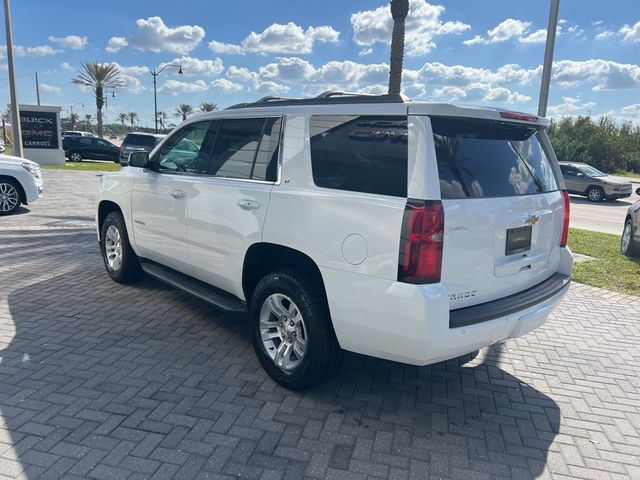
[100,211,143,284]
[622,219,639,257]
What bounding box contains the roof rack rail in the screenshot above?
[225,92,406,110]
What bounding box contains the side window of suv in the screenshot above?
[210,117,282,181]
[155,121,214,174]
[309,115,408,197]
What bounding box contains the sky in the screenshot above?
[0,0,639,128]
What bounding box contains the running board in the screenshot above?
[140,260,247,313]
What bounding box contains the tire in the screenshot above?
[586,186,604,202]
[621,219,638,257]
[69,150,83,162]
[250,271,342,390]
[0,178,21,216]
[100,211,143,284]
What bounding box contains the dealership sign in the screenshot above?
[20,110,59,149]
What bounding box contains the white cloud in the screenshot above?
[253,81,290,94]
[48,35,88,50]
[433,83,531,104]
[106,37,128,53]
[620,21,640,42]
[208,22,339,55]
[120,75,146,94]
[40,83,63,95]
[621,103,640,114]
[158,79,208,95]
[60,62,74,71]
[552,59,640,90]
[0,44,62,58]
[226,66,256,82]
[464,18,557,46]
[546,96,596,116]
[110,62,149,76]
[159,56,223,77]
[351,0,469,56]
[210,78,243,93]
[109,17,205,54]
[595,30,615,41]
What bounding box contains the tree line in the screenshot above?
[547,116,640,174]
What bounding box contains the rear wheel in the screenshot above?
[621,219,638,257]
[250,271,342,390]
[69,151,83,162]
[100,211,143,283]
[587,186,604,202]
[0,178,21,215]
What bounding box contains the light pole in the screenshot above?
[538,0,560,117]
[4,0,22,156]
[151,64,182,133]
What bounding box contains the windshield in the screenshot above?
[432,117,559,199]
[578,165,606,177]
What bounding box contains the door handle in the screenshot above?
[170,189,186,199]
[237,199,260,210]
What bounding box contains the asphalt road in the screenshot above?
[569,182,640,235]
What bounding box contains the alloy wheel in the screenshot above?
[259,293,308,371]
[0,182,19,212]
[104,225,123,271]
[588,188,603,202]
[621,222,632,253]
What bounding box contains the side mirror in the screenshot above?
[576,172,584,177]
[128,151,150,168]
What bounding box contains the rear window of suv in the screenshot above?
[123,134,158,147]
[432,117,558,199]
[309,115,407,197]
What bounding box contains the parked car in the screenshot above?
[62,131,97,150]
[559,162,633,202]
[97,93,573,389]
[119,132,166,164]
[621,187,640,257]
[0,153,43,215]
[65,136,120,163]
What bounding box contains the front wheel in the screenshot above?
[250,271,342,390]
[621,219,638,257]
[587,186,604,202]
[69,151,83,162]
[100,211,143,283]
[0,178,21,215]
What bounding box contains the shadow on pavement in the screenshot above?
[1,254,560,479]
[569,196,634,207]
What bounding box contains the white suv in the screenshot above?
[97,92,573,389]
[0,154,43,215]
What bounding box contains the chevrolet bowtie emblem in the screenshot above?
[526,214,540,226]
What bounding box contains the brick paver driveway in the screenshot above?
[1,170,639,480]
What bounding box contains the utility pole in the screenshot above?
[4,0,22,156]
[538,0,560,117]
[35,71,40,105]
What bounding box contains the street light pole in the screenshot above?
[35,71,40,106]
[151,64,183,133]
[538,0,560,117]
[4,0,22,157]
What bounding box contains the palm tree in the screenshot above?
[128,112,138,129]
[84,114,92,127]
[174,104,193,122]
[388,0,409,95]
[156,111,168,131]
[71,62,125,138]
[69,112,80,130]
[198,101,217,113]
[117,112,128,128]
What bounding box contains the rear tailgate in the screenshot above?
[424,113,565,309]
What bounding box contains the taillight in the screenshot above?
[499,111,539,122]
[560,190,570,247]
[398,200,444,284]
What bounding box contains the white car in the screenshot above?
[97,92,573,389]
[0,154,43,215]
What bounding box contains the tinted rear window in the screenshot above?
[432,117,558,199]
[309,115,407,197]
[124,134,157,147]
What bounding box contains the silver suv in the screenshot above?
[559,162,633,202]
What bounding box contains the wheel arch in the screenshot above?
[0,174,26,204]
[97,200,123,233]
[584,184,604,195]
[242,243,328,306]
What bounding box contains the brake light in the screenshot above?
[398,200,444,284]
[499,111,539,123]
[560,190,570,247]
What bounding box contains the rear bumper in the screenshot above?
[321,247,573,366]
